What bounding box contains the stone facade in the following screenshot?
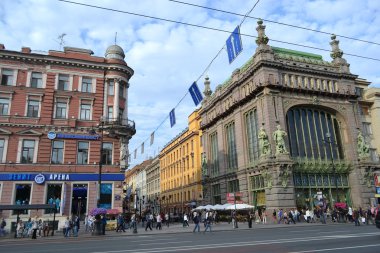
[199,21,380,211]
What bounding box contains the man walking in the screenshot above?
[116,214,125,232]
[204,216,212,233]
[145,213,153,231]
[193,213,200,233]
[183,213,189,227]
[156,214,162,230]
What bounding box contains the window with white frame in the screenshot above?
[21,140,36,163]
[58,74,69,91]
[1,69,14,86]
[107,106,113,121]
[27,99,40,117]
[14,184,32,215]
[54,99,67,119]
[0,138,5,163]
[80,101,92,120]
[77,141,89,164]
[0,97,10,116]
[81,77,92,93]
[30,72,43,88]
[51,140,64,164]
[108,80,114,95]
[102,142,113,165]
[119,84,125,98]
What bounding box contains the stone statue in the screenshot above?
[273,124,288,154]
[357,131,370,159]
[262,170,273,189]
[201,153,208,176]
[258,127,271,156]
[280,167,290,188]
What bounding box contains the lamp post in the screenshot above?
[133,188,138,234]
[325,132,339,205]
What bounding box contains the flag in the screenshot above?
[126,186,132,200]
[226,25,243,64]
[189,82,203,106]
[150,132,155,146]
[141,142,144,154]
[169,109,176,127]
[134,149,137,159]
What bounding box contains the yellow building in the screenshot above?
[159,109,202,215]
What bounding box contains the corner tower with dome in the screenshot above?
[0,42,136,228]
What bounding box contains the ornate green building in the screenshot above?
[199,20,379,211]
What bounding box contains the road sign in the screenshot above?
[226,26,243,64]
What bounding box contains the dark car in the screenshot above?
[376,210,380,229]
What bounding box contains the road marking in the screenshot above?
[288,243,380,253]
[289,229,320,233]
[139,241,192,246]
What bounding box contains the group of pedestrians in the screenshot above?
[15,217,52,239]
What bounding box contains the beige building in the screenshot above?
[199,20,380,211]
[159,110,203,215]
[146,157,160,213]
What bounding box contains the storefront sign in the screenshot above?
[34,173,46,184]
[47,131,100,140]
[0,173,125,182]
[7,174,33,181]
[48,174,70,181]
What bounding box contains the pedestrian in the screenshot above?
[272,209,277,223]
[116,214,126,232]
[366,206,374,225]
[16,220,24,238]
[145,213,153,231]
[288,209,296,224]
[73,215,80,237]
[0,218,6,237]
[101,214,107,235]
[165,213,170,227]
[156,214,162,230]
[278,209,283,224]
[353,209,360,226]
[43,219,50,237]
[231,211,238,228]
[204,216,212,233]
[84,214,89,232]
[262,209,267,224]
[193,213,200,233]
[248,212,253,228]
[31,219,38,239]
[64,217,71,237]
[183,213,189,227]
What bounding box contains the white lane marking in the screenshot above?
[139,241,192,246]
[91,232,380,253]
[288,243,380,253]
[289,229,320,233]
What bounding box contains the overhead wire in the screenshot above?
[168,0,380,46]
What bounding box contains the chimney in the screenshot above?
[21,47,31,53]
[0,44,5,50]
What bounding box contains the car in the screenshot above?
[376,210,380,229]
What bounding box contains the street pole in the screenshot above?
[326,132,339,205]
[133,190,138,234]
[98,120,104,208]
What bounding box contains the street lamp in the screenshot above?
[325,132,339,205]
[133,188,138,234]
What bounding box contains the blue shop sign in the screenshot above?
[48,131,100,140]
[0,173,124,182]
[376,187,380,194]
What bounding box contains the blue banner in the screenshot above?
[0,173,125,182]
[189,82,203,106]
[226,26,243,64]
[169,109,176,127]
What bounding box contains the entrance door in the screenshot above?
[71,184,88,219]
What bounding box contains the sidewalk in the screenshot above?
[0,221,343,241]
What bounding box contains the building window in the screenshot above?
[362,122,372,136]
[45,184,62,214]
[58,74,69,91]
[55,101,67,119]
[211,184,221,205]
[370,149,379,162]
[81,77,92,93]
[245,109,259,162]
[80,103,91,120]
[355,87,364,98]
[108,80,114,95]
[14,184,32,215]
[51,140,64,164]
[31,72,43,88]
[107,106,113,121]
[286,107,344,160]
[1,69,14,86]
[27,99,40,117]
[102,142,113,165]
[227,179,240,193]
[119,84,125,98]
[0,139,4,162]
[99,183,113,209]
[209,132,219,177]
[21,140,35,163]
[77,141,89,164]
[0,97,10,115]
[225,122,238,171]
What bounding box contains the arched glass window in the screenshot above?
[286,107,344,160]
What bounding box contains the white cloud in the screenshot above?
[0,0,379,167]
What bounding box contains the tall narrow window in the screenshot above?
[58,74,69,91]
[0,139,4,162]
[81,77,92,93]
[27,99,40,117]
[108,80,114,95]
[21,140,35,163]
[80,103,91,120]
[31,72,43,88]
[14,184,31,215]
[211,184,221,205]
[51,140,64,164]
[209,132,219,177]
[1,69,14,86]
[225,122,238,171]
[77,141,89,164]
[102,142,113,165]
[107,106,113,121]
[245,109,259,162]
[0,97,10,115]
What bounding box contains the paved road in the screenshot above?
[1,223,380,253]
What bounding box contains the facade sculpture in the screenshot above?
[357,131,370,159]
[258,127,271,156]
[273,125,288,154]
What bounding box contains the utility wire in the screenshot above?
[57,0,380,62]
[168,0,380,46]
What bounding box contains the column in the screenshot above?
[114,78,120,121]
[103,79,108,119]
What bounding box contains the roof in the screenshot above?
[272,46,332,66]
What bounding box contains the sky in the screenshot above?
[1,0,380,168]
